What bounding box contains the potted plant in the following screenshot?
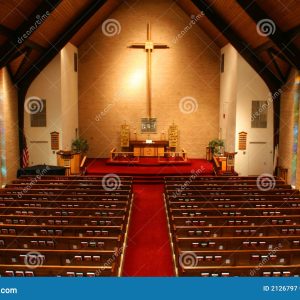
[208,139,225,156]
[71,137,89,154]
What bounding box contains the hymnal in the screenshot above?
[4,270,14,277]
[74,256,82,262]
[38,240,46,246]
[46,241,54,247]
[81,242,88,248]
[89,241,97,248]
[97,242,104,249]
[84,256,92,262]
[93,256,100,262]
[48,230,54,235]
[15,271,24,277]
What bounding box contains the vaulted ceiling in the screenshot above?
[0,0,299,93]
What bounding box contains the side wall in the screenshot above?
[25,54,62,166]
[220,44,274,176]
[25,43,79,165]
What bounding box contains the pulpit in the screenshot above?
[57,151,81,175]
[213,152,237,175]
[130,141,168,157]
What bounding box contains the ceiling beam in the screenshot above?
[24,40,46,52]
[287,24,300,39]
[255,24,300,54]
[0,24,14,38]
[237,0,300,70]
[267,49,286,82]
[16,0,108,89]
[0,0,61,69]
[190,0,283,91]
[14,48,33,80]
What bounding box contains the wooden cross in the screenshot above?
[128,23,169,118]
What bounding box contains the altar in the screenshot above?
[130,140,168,157]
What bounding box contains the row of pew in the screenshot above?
[0,175,133,277]
[164,175,300,277]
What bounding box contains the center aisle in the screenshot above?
[122,184,175,276]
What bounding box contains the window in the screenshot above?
[30,99,46,127]
[291,79,300,186]
[220,54,224,73]
[251,101,267,128]
[74,53,78,72]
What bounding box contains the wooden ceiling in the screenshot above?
[0,0,299,92]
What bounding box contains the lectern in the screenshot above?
[214,152,237,175]
[56,151,81,175]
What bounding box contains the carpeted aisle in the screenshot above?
[122,184,174,276]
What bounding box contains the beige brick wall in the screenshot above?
[278,69,298,185]
[1,68,19,184]
[78,0,220,158]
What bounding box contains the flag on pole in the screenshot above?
[273,144,278,174]
[22,133,29,168]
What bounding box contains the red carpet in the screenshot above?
[122,184,174,276]
[86,158,213,175]
[84,158,213,276]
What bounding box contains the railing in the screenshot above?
[212,155,221,175]
[110,148,188,162]
[159,149,188,162]
[110,148,136,161]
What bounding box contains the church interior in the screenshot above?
[0,0,299,277]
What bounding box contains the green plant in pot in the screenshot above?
[208,139,225,156]
[72,137,89,154]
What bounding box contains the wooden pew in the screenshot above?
[176,235,300,251]
[19,175,133,181]
[173,224,300,237]
[165,194,300,202]
[0,264,115,277]
[13,179,133,185]
[0,199,128,208]
[164,175,300,277]
[168,200,300,209]
[0,174,133,277]
[177,248,300,267]
[0,235,121,250]
[0,214,126,225]
[171,215,300,226]
[0,224,123,237]
[165,189,297,196]
[0,206,128,217]
[179,265,300,277]
[164,176,283,181]
[0,188,130,196]
[0,248,120,267]
[165,180,286,186]
[169,207,300,217]
[6,183,132,191]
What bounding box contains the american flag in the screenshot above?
[22,133,29,168]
